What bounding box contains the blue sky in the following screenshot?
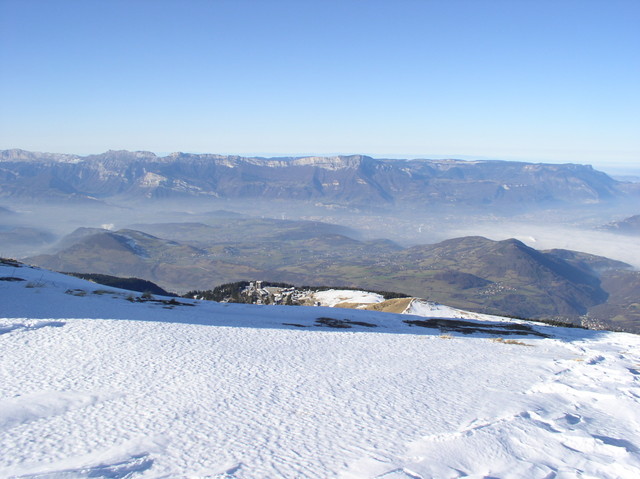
[1,0,638,170]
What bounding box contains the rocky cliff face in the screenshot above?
[0,149,626,207]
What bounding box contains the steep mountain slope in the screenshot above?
[1,260,639,478]
[543,248,632,275]
[588,270,640,331]
[0,149,628,208]
[360,236,610,318]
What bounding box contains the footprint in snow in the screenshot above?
[563,413,582,425]
[587,355,606,365]
[209,463,243,478]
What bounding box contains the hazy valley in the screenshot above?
[2,149,639,332]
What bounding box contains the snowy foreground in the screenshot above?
[1,262,640,478]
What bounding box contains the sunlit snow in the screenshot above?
[311,289,385,307]
[1,262,639,478]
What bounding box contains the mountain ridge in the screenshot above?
[24,224,636,328]
[0,149,626,208]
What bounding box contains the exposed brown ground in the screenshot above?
[334,297,415,314]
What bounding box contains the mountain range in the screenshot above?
[4,149,639,331]
[24,218,639,331]
[2,149,636,209]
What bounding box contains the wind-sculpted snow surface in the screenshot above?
[1,263,639,478]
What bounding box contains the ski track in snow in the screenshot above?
[1,263,639,478]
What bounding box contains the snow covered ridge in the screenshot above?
[2,261,640,478]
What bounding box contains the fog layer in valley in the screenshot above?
[2,196,638,270]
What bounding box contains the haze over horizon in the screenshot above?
[1,0,638,171]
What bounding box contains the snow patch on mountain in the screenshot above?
[137,171,166,188]
[311,289,385,307]
[407,298,483,319]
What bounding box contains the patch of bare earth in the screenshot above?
[334,297,415,314]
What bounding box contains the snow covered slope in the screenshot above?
[1,260,639,478]
[310,289,386,307]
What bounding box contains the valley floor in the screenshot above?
[1,265,639,478]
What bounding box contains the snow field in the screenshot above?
[1,263,640,478]
[346,332,640,478]
[0,318,563,478]
[311,289,386,307]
